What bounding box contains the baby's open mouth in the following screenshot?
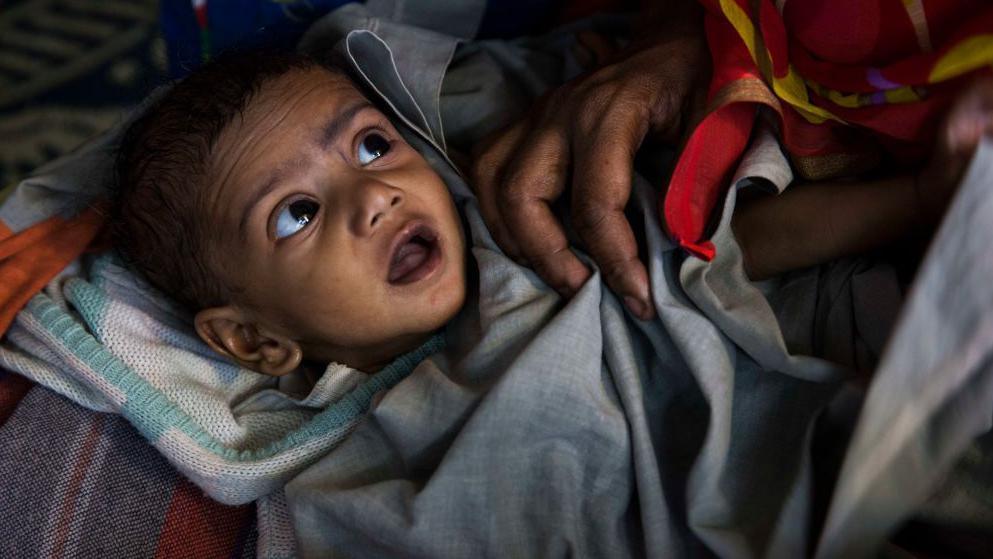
[387,223,442,285]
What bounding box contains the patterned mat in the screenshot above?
[0,0,165,188]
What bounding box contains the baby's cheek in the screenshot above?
[431,265,467,317]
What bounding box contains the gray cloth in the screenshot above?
[283,7,993,558]
[815,139,993,558]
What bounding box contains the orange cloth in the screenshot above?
[0,206,105,336]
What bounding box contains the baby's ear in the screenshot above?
[194,306,302,376]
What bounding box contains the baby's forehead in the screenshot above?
[250,64,363,113]
[203,62,404,229]
[209,64,371,171]
[223,65,380,155]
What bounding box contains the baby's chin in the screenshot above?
[305,303,465,372]
[295,264,467,372]
[368,294,467,370]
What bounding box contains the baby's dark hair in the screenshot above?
[111,49,344,310]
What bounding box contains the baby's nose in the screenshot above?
[370,194,403,228]
[352,181,404,235]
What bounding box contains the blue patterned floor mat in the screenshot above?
[0,0,164,187]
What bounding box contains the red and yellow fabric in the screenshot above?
[663,0,993,260]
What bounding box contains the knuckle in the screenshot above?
[499,176,532,206]
[575,109,601,134]
[495,193,535,231]
[472,145,499,169]
[573,205,613,233]
[591,248,631,278]
[502,167,560,204]
[585,86,617,110]
[532,259,574,293]
[576,91,613,127]
[471,122,528,174]
[601,255,637,283]
[469,165,494,193]
[480,136,512,165]
[577,95,649,144]
[470,154,502,189]
[627,72,659,97]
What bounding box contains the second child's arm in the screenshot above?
[731,175,922,280]
[732,79,993,281]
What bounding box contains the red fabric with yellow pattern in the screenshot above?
[663,0,993,260]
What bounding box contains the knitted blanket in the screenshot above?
[2,251,444,504]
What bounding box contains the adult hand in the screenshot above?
[470,7,707,321]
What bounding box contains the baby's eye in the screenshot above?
[274,199,319,240]
[357,132,391,165]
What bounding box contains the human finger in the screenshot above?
[572,98,654,320]
[470,120,529,260]
[500,126,592,296]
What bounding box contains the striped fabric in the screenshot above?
[0,254,442,506]
[0,368,32,424]
[0,374,256,559]
[0,252,442,557]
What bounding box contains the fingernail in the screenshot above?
[624,296,648,319]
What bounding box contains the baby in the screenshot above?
[113,48,990,376]
[113,51,467,375]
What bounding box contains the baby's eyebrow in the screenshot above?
[236,101,376,243]
[318,101,375,151]
[238,157,308,243]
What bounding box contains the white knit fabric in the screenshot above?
[0,253,442,507]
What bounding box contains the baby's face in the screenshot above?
[205,66,466,370]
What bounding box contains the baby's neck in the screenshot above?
[301,330,436,373]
